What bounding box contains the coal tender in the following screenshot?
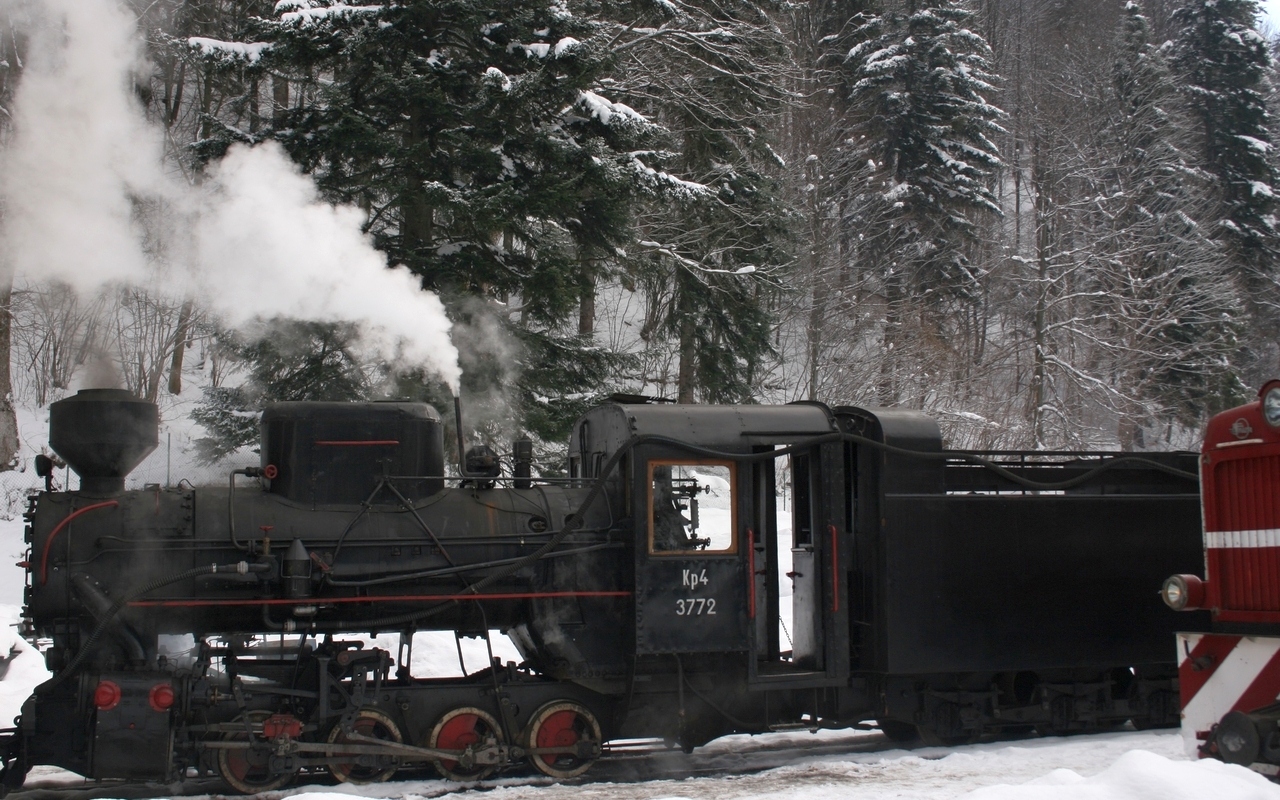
[0,389,1206,792]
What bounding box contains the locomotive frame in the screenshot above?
[0,389,1205,792]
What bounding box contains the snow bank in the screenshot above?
[963,748,1279,799]
[0,605,47,729]
[258,733,1274,800]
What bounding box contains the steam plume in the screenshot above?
[0,0,461,391]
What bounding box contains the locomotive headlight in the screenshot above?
[1161,574,1205,611]
[1264,387,1280,428]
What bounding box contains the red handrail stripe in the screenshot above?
[128,590,631,608]
[747,528,756,620]
[40,501,119,585]
[314,440,400,446]
[830,524,839,613]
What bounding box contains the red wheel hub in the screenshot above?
[225,747,270,780]
[537,710,580,749]
[438,713,482,751]
[437,713,481,768]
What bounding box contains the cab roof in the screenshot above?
[570,403,839,459]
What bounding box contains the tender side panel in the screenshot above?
[875,494,1206,674]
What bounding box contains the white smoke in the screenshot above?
[189,144,456,379]
[0,0,461,391]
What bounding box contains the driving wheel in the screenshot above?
[326,708,402,784]
[521,701,602,780]
[427,707,504,781]
[217,710,293,794]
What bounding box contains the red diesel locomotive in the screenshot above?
[1164,379,1280,774]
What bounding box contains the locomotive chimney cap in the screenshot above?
[48,389,159,494]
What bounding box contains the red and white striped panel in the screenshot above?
[1179,632,1280,756]
[1204,452,1280,616]
[1207,529,1280,549]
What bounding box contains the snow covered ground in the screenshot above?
[12,728,1280,800]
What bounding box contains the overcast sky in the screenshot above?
[1263,0,1279,35]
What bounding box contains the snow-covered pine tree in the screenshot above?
[192,320,370,462]
[600,0,793,404]
[1172,0,1278,300]
[841,0,1003,404]
[1084,2,1240,447]
[215,0,670,441]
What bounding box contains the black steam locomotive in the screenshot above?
[0,389,1206,792]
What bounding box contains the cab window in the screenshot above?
[648,461,736,554]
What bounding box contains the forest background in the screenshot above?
[1,0,1278,473]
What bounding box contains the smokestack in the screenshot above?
[48,389,158,494]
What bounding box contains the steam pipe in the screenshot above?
[37,561,269,694]
[454,395,481,479]
[40,501,119,585]
[228,468,263,552]
[71,573,147,665]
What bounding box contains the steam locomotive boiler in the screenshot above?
[0,388,1207,792]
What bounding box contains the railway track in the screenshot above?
[6,729,904,800]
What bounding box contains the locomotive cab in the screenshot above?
[568,401,852,688]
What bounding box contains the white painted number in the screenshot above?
[675,598,717,616]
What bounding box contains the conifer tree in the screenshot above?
[1087,2,1239,444]
[1172,0,1278,291]
[192,320,370,462]
[600,0,793,403]
[206,0,673,440]
[841,0,1003,403]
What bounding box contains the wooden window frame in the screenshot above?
[646,459,738,556]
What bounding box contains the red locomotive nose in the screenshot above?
[149,683,174,712]
[93,680,121,711]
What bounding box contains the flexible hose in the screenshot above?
[228,469,261,552]
[39,501,119,585]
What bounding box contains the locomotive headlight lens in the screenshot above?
[1265,387,1280,428]
[1161,574,1205,611]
